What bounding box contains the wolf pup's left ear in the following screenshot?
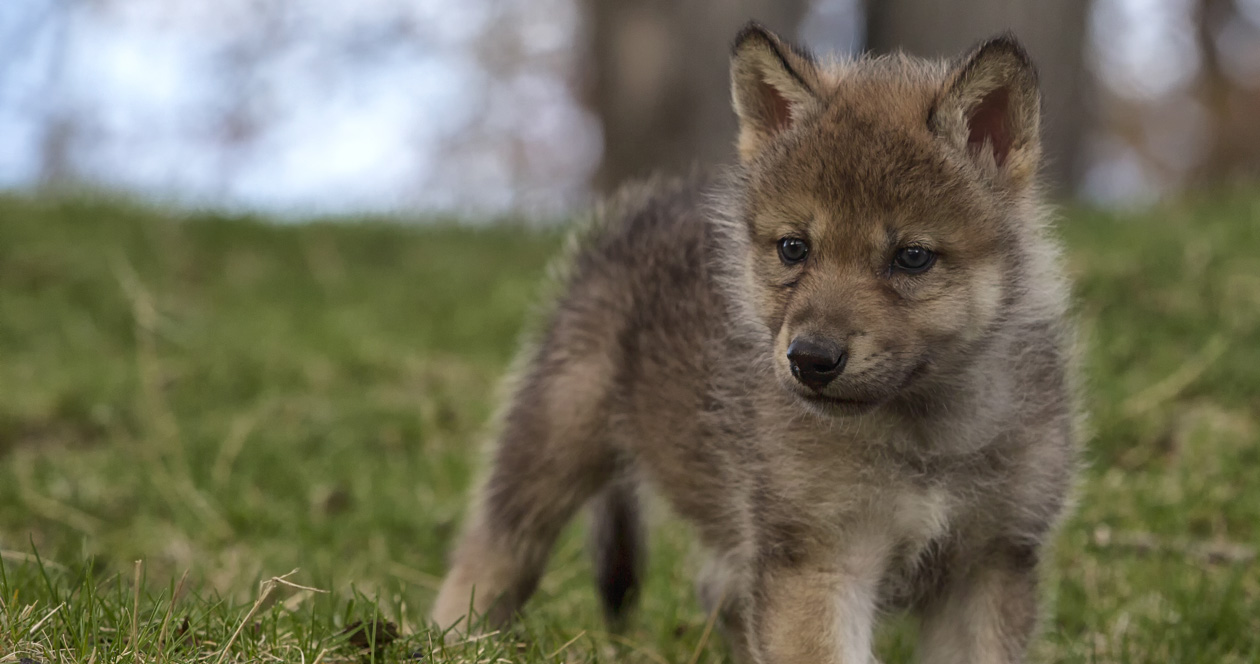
[730,22,823,164]
[931,34,1041,188]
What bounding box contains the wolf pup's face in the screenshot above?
[728,25,1042,414]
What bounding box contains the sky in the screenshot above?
[0,0,1245,217]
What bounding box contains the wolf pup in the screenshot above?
[431,22,1078,664]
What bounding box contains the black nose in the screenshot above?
[787,337,847,392]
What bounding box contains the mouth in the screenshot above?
[793,390,884,413]
[778,357,932,415]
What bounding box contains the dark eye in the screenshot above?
[778,237,809,264]
[893,246,936,273]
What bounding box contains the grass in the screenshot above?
[0,190,1257,663]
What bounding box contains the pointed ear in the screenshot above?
[931,34,1041,187]
[730,22,823,163]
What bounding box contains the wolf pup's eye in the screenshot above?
[893,246,936,273]
[778,237,809,264]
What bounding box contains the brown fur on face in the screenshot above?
[729,27,1044,414]
[432,22,1079,664]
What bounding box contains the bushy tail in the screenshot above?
[588,476,644,628]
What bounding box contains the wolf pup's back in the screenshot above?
[431,22,1078,664]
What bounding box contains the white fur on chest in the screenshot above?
[890,484,954,556]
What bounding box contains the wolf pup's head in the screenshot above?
[724,23,1044,415]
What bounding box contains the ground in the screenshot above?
[0,191,1257,663]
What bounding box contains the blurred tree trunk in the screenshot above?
[583,0,808,193]
[1193,0,1260,185]
[865,0,1092,195]
[36,0,75,189]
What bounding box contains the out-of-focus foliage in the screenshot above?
[2,0,1258,214]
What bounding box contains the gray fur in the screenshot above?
[431,24,1079,664]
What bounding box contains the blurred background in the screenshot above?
[1,0,1259,218]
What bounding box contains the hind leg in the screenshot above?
[588,474,644,629]
[431,346,619,632]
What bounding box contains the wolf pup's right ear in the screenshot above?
[931,34,1042,188]
[730,22,823,164]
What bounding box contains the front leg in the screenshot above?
[747,542,886,664]
[696,551,755,664]
[916,546,1041,664]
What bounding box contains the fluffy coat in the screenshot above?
[431,22,1079,664]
